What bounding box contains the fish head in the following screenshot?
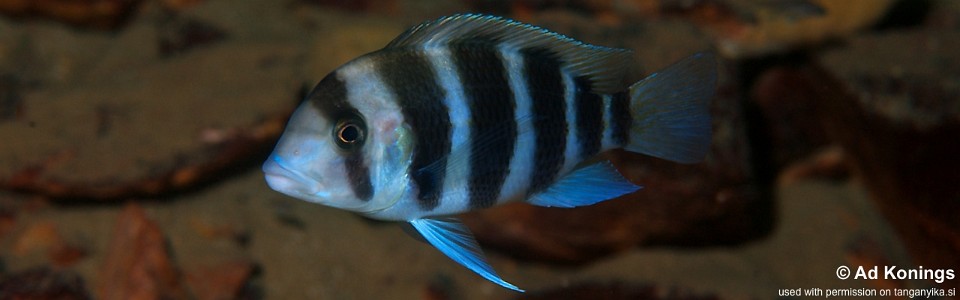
[263,73,412,213]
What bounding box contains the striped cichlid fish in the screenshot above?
[263,14,717,292]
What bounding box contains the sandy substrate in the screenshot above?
[2,169,916,299]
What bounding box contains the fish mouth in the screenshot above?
[262,155,329,201]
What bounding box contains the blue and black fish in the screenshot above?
[262,14,717,292]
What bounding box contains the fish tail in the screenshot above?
[622,52,717,164]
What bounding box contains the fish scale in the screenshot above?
[609,91,632,146]
[451,42,517,210]
[574,76,604,160]
[375,50,450,210]
[524,48,569,196]
[262,13,717,292]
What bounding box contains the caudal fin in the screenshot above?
[623,52,717,164]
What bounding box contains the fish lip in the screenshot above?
[262,154,291,176]
[261,155,294,183]
[262,155,329,201]
[263,154,309,181]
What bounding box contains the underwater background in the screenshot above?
[0,0,957,299]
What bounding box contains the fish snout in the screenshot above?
[263,159,300,193]
[262,155,319,197]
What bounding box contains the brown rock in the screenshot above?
[776,145,848,186]
[98,203,186,300]
[815,28,960,284]
[0,0,141,30]
[0,205,14,239]
[748,60,857,185]
[737,21,960,281]
[11,220,86,267]
[184,260,256,300]
[750,63,833,170]
[11,221,60,256]
[683,0,895,58]
[0,41,300,200]
[49,244,86,268]
[0,267,91,300]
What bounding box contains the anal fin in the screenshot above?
[409,218,524,292]
[528,161,641,208]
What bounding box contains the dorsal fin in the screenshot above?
[385,14,633,94]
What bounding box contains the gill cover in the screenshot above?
[263,73,411,213]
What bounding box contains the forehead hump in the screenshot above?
[334,56,404,114]
[307,70,353,120]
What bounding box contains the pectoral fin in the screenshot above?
[528,161,641,208]
[409,218,523,292]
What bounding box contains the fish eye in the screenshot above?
[334,114,366,150]
[339,124,361,142]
